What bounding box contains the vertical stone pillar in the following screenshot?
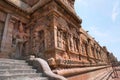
[5,20,14,50]
[98,51,101,59]
[54,27,58,48]
[94,45,98,63]
[99,50,102,63]
[1,14,11,52]
[71,35,74,51]
[94,49,97,58]
[91,47,94,58]
[96,50,99,59]
[88,42,92,57]
[53,15,58,49]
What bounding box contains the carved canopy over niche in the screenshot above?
[21,0,39,7]
[57,17,69,31]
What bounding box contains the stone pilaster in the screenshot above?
[1,14,11,52]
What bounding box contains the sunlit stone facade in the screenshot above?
[0,0,116,68]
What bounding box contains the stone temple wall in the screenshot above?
[0,0,117,68]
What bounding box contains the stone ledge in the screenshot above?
[54,59,107,68]
[53,65,110,77]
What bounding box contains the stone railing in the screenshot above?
[28,56,67,80]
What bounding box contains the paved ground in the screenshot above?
[109,66,120,80]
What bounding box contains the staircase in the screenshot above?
[0,58,48,80]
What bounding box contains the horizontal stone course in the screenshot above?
[0,65,32,69]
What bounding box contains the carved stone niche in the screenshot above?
[61,0,75,8]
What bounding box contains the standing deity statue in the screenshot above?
[14,21,28,59]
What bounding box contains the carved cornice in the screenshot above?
[54,0,82,24]
[5,0,51,13]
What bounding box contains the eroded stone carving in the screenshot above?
[14,21,28,59]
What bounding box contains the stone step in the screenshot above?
[0,73,42,77]
[0,58,26,63]
[1,77,48,80]
[101,70,113,80]
[0,61,28,65]
[14,77,48,80]
[0,62,28,66]
[0,69,37,75]
[0,58,49,80]
[31,77,48,80]
[0,73,48,80]
[0,65,32,69]
[93,70,112,80]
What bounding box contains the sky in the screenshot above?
[74,0,120,61]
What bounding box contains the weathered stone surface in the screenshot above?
[0,0,117,67]
[0,0,118,80]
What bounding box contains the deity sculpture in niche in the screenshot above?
[33,28,45,57]
[38,30,45,52]
[23,29,30,56]
[13,21,28,59]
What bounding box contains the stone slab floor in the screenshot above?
[109,66,120,80]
